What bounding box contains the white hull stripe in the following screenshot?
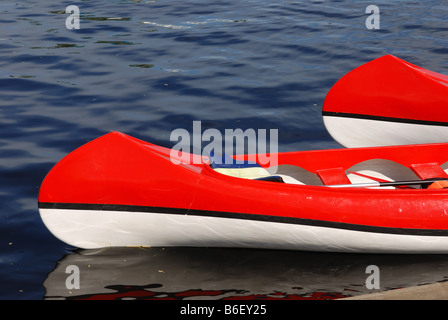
[38,202,448,237]
[322,111,448,127]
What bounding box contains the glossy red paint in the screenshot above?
[38,131,448,232]
[323,54,448,123]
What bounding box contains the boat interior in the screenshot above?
[209,153,448,189]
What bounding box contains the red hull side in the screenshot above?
[323,54,448,123]
[38,132,448,232]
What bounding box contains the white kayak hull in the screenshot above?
[323,114,448,148]
[40,207,448,254]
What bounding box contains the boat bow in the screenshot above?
[323,54,448,147]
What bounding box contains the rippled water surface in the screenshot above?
[2,0,448,300]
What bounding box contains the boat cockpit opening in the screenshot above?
[208,154,448,190]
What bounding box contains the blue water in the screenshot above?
[2,0,448,300]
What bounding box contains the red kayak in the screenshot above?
[38,132,448,253]
[323,54,448,147]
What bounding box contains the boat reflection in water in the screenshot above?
[43,247,448,300]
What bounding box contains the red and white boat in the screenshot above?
[38,132,448,253]
[323,54,448,147]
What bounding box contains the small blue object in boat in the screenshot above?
[208,151,259,169]
[208,151,284,182]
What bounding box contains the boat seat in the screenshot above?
[410,163,448,180]
[316,167,351,185]
[209,152,284,182]
[266,165,320,185]
[347,159,418,183]
[346,170,394,184]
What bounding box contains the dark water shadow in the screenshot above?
[43,247,448,300]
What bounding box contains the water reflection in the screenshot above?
[3,0,448,299]
[43,247,448,300]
